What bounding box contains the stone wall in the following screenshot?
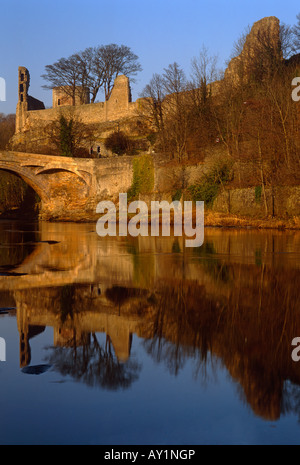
[15,71,141,136]
[145,156,300,219]
[23,98,140,127]
[52,85,90,107]
[213,186,300,217]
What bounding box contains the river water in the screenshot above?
[0,219,299,445]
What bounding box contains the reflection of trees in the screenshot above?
[141,264,300,421]
[282,381,300,423]
[193,241,230,283]
[10,242,300,421]
[105,286,142,315]
[143,281,222,377]
[60,284,76,323]
[45,332,141,390]
[0,223,38,269]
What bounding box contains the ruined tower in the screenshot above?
[16,66,45,133]
[224,16,283,85]
[52,85,90,107]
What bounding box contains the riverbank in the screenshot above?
[204,211,300,230]
[0,204,299,231]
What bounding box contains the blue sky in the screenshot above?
[0,0,299,114]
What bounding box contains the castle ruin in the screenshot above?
[15,67,140,135]
[16,66,45,133]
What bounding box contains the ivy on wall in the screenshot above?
[127,153,154,200]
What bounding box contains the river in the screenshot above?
[0,219,299,445]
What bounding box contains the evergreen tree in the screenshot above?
[59,115,74,157]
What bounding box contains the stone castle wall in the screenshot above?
[22,99,139,129]
[52,86,90,107]
[15,71,142,134]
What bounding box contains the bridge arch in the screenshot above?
[0,162,50,202]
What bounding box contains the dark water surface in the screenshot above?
[0,220,300,445]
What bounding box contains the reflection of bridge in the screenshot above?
[0,151,133,221]
[1,223,300,420]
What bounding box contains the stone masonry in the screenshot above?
[15,70,140,135]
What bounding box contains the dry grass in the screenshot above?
[204,211,300,230]
[123,208,300,231]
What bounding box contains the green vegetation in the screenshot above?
[255,185,262,203]
[59,115,74,157]
[127,153,154,200]
[193,241,230,283]
[172,189,182,202]
[188,159,233,207]
[48,113,93,158]
[146,133,157,147]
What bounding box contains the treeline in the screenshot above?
[139,15,300,193]
[0,113,15,149]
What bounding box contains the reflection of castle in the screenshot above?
[15,284,146,367]
[1,222,300,420]
[11,262,300,422]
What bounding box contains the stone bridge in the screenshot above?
[0,151,133,221]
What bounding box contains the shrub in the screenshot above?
[172,189,182,202]
[255,185,262,203]
[146,133,157,146]
[59,115,74,157]
[188,159,233,207]
[188,182,219,207]
[104,131,131,156]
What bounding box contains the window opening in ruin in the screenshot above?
[58,99,61,106]
[20,94,23,102]
[20,84,24,93]
[20,73,24,81]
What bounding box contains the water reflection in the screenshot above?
[0,220,300,422]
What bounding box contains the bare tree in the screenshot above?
[280,23,296,59]
[41,55,83,106]
[41,44,142,103]
[92,44,142,101]
[190,45,220,104]
[228,25,251,60]
[74,47,103,103]
[0,113,15,149]
[162,63,189,161]
[292,13,300,53]
[140,73,166,149]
